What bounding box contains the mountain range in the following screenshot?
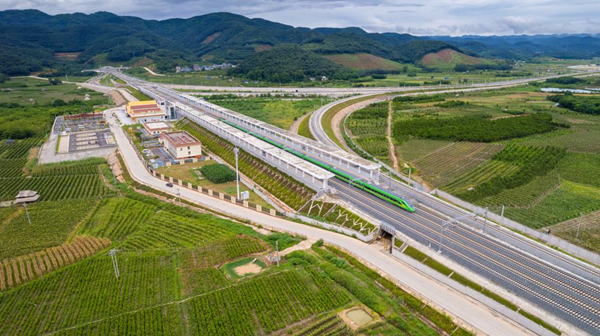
[1,9,599,78]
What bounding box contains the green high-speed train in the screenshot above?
[221,119,416,213]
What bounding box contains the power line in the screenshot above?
[109,249,120,279]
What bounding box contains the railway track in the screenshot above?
[332,179,600,333]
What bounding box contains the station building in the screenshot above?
[126,100,165,123]
[159,131,202,159]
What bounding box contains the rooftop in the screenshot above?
[144,121,170,130]
[160,131,201,146]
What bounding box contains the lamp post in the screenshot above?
[234,147,240,199]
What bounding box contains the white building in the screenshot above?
[159,131,202,159]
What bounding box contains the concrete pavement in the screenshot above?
[104,107,535,336]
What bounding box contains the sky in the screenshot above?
[1,0,600,36]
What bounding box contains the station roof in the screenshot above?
[144,121,170,130]
[191,98,379,171]
[194,113,334,180]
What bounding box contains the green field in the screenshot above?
[204,95,331,129]
[0,77,107,105]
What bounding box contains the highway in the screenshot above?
[105,69,600,334]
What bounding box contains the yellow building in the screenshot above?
[126,100,165,123]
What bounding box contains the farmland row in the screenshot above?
[0,236,111,290]
[80,197,158,241]
[179,235,267,269]
[0,137,42,160]
[0,174,113,201]
[187,269,350,335]
[0,253,181,335]
[413,142,504,186]
[120,211,238,251]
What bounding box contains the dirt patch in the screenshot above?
[202,32,221,44]
[338,307,374,330]
[254,44,272,52]
[324,53,401,70]
[234,262,262,276]
[27,147,39,161]
[110,90,127,106]
[421,49,484,67]
[54,52,81,61]
[1,208,22,226]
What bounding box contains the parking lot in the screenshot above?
[68,129,116,152]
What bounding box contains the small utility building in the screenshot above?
[159,131,202,159]
[143,121,171,136]
[126,100,165,123]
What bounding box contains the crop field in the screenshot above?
[478,171,561,208]
[181,120,315,210]
[551,211,600,254]
[346,102,391,164]
[501,181,600,229]
[0,199,98,259]
[120,211,248,250]
[0,236,111,290]
[395,138,452,163]
[0,77,106,105]
[443,161,520,194]
[322,53,406,71]
[413,142,504,187]
[557,152,600,187]
[0,177,470,336]
[205,95,329,130]
[79,197,157,241]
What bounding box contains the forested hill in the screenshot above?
[1,9,599,77]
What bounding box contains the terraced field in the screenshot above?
[502,181,600,229]
[443,161,520,194]
[478,171,561,208]
[552,210,600,254]
[413,142,504,186]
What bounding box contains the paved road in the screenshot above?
[103,108,534,336]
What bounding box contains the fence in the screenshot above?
[434,189,600,267]
[120,125,376,242]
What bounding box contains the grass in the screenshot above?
[502,181,600,229]
[204,96,328,129]
[126,86,152,101]
[221,257,266,279]
[297,112,315,139]
[0,77,106,105]
[155,160,270,208]
[322,53,408,71]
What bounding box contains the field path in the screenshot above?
[289,112,310,133]
[386,100,400,172]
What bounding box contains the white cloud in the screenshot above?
[0,0,599,35]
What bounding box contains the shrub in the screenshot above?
[199,164,236,184]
